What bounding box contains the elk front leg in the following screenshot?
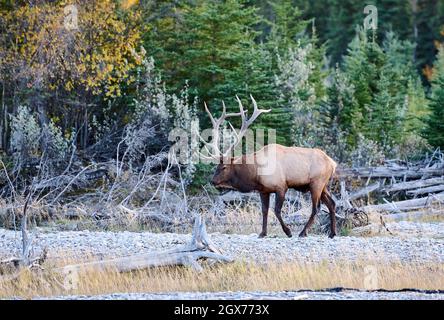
[299,185,322,237]
[259,192,270,238]
[275,190,292,237]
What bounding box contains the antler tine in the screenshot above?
[234,95,249,138]
[247,94,271,127]
[216,101,227,126]
[204,102,217,127]
[235,95,246,123]
[202,100,228,159]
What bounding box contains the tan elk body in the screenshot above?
[200,96,338,238]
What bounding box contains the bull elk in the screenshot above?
[199,95,338,238]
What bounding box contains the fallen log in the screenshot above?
[349,182,380,200]
[383,177,444,193]
[406,184,444,196]
[361,192,444,213]
[341,166,443,179]
[59,214,233,273]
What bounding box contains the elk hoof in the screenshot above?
[284,228,292,238]
[258,232,267,238]
[328,232,336,239]
[298,230,307,237]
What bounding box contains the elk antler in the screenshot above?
[198,95,271,161]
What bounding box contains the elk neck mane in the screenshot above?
[229,155,260,193]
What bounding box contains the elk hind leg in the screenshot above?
[321,188,337,238]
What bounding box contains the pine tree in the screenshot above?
[144,0,260,104]
[342,29,386,121]
[367,72,403,147]
[376,0,414,41]
[324,0,367,64]
[326,29,423,153]
[318,67,360,161]
[381,32,427,137]
[415,0,444,74]
[404,77,429,133]
[266,0,308,53]
[423,47,444,149]
[265,0,327,146]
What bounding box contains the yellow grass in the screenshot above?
[1,258,442,299]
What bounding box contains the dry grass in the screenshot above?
[1,258,442,299]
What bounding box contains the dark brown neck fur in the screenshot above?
[230,163,259,193]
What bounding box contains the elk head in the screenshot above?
[211,157,235,190]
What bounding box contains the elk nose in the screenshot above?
[211,177,218,186]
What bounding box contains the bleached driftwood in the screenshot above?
[341,166,443,179]
[59,215,233,273]
[361,192,444,213]
[383,177,444,193]
[406,184,444,196]
[349,182,380,200]
[339,181,352,209]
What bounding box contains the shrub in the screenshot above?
[10,106,41,166]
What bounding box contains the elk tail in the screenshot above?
[330,160,342,182]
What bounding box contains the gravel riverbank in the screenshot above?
[46,290,444,300]
[0,228,443,264]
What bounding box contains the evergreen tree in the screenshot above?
[415,0,444,74]
[423,47,444,148]
[318,67,360,161]
[324,0,368,64]
[266,0,308,52]
[265,0,327,146]
[144,0,260,104]
[376,0,413,41]
[404,77,429,133]
[342,29,385,122]
[382,32,429,133]
[324,29,424,153]
[367,72,404,146]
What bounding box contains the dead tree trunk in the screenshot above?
[0,188,47,274]
[383,177,444,193]
[59,214,233,273]
[361,192,444,213]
